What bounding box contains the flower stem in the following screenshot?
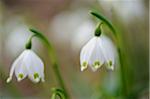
[29,28,69,99]
[117,47,127,97]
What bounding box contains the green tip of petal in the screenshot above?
[94,61,100,66]
[34,73,39,79]
[17,73,24,82]
[107,60,114,70]
[82,61,88,67]
[93,61,101,69]
[18,73,24,79]
[81,61,88,71]
[108,60,112,66]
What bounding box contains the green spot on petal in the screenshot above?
[93,61,101,69]
[94,61,100,66]
[81,61,88,71]
[82,61,88,67]
[18,73,23,79]
[108,60,112,66]
[34,73,39,79]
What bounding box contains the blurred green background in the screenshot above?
[0,0,149,99]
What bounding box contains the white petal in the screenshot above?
[80,37,96,71]
[14,50,29,82]
[24,50,44,83]
[89,37,105,71]
[98,35,117,70]
[6,50,27,83]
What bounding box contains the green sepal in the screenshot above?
[94,22,103,37]
[25,34,36,49]
[25,40,32,49]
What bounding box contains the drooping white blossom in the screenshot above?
[6,49,45,83]
[80,35,117,71]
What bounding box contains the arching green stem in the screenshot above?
[90,10,127,97]
[90,10,116,37]
[25,34,36,49]
[29,28,69,99]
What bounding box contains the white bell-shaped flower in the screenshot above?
[80,35,117,71]
[6,49,45,83]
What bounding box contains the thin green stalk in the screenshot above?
[29,28,69,99]
[90,10,127,98]
[117,47,127,97]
